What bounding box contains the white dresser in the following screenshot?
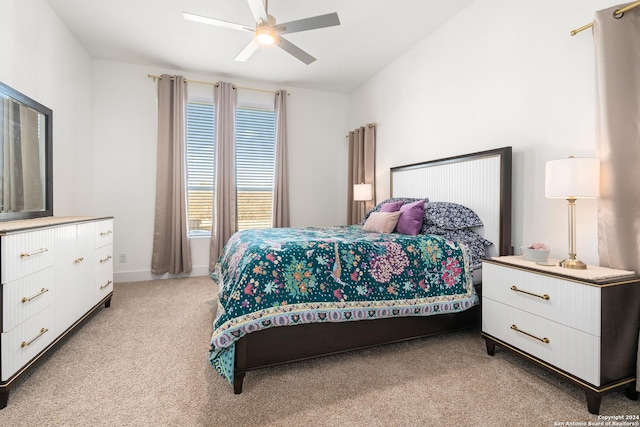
[0,216,113,409]
[481,256,640,414]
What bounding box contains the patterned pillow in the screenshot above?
[425,202,483,230]
[421,225,493,267]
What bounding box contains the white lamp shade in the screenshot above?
[353,183,373,201]
[545,157,600,199]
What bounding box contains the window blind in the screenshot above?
[185,102,276,234]
[236,107,275,230]
[186,102,215,235]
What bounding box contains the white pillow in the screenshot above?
[362,211,401,234]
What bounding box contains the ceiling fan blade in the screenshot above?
[183,12,253,32]
[276,13,340,34]
[247,0,269,24]
[275,36,316,65]
[234,38,261,62]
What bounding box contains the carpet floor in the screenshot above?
[0,276,637,426]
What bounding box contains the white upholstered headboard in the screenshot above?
[390,147,512,257]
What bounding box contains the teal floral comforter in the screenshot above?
[209,225,478,385]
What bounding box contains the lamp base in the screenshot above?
[559,259,587,270]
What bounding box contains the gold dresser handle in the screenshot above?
[75,257,84,264]
[20,248,48,258]
[511,325,550,344]
[99,255,112,264]
[21,288,49,303]
[21,327,49,348]
[100,280,113,290]
[510,285,550,300]
[99,230,113,236]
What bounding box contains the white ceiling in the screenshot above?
[46,0,473,94]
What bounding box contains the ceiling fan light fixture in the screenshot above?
[256,26,275,45]
[184,1,340,64]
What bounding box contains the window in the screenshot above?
[186,102,215,235]
[236,107,276,229]
[185,101,276,236]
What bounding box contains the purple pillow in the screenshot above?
[379,201,404,212]
[396,200,425,235]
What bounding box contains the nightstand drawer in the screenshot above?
[483,298,600,386]
[482,263,601,335]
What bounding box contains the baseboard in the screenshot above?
[114,265,211,283]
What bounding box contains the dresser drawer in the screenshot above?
[2,268,54,332]
[96,244,113,297]
[482,263,601,335]
[94,220,113,248]
[1,229,54,284]
[1,304,56,381]
[483,298,601,386]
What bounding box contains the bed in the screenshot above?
[209,146,512,393]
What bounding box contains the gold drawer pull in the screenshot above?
[75,257,84,264]
[511,324,550,344]
[21,288,49,303]
[21,327,49,348]
[20,247,48,258]
[100,280,113,290]
[99,230,113,236]
[99,255,112,264]
[510,285,550,300]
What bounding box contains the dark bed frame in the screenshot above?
[231,147,513,393]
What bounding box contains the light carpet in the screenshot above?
[0,276,637,426]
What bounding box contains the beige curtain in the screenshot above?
[151,74,192,274]
[272,89,290,228]
[0,101,43,212]
[594,6,640,272]
[592,4,640,392]
[20,106,42,211]
[1,100,24,212]
[209,82,237,270]
[347,125,375,224]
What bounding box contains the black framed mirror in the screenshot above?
[0,81,53,221]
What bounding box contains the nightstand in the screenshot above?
[481,256,640,414]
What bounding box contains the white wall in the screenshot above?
[2,0,349,282]
[349,0,614,266]
[0,0,94,216]
[91,60,349,282]
[7,0,613,280]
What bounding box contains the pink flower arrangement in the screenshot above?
[528,243,548,251]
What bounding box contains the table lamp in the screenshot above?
[545,156,600,269]
[353,183,372,220]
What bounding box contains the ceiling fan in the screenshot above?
[183,0,340,65]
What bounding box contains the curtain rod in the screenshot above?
[345,123,377,138]
[147,74,287,95]
[570,0,640,35]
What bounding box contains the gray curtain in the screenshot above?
[347,125,375,224]
[151,74,192,274]
[272,89,290,228]
[592,4,640,391]
[209,82,237,270]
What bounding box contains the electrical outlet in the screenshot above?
[119,253,127,263]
